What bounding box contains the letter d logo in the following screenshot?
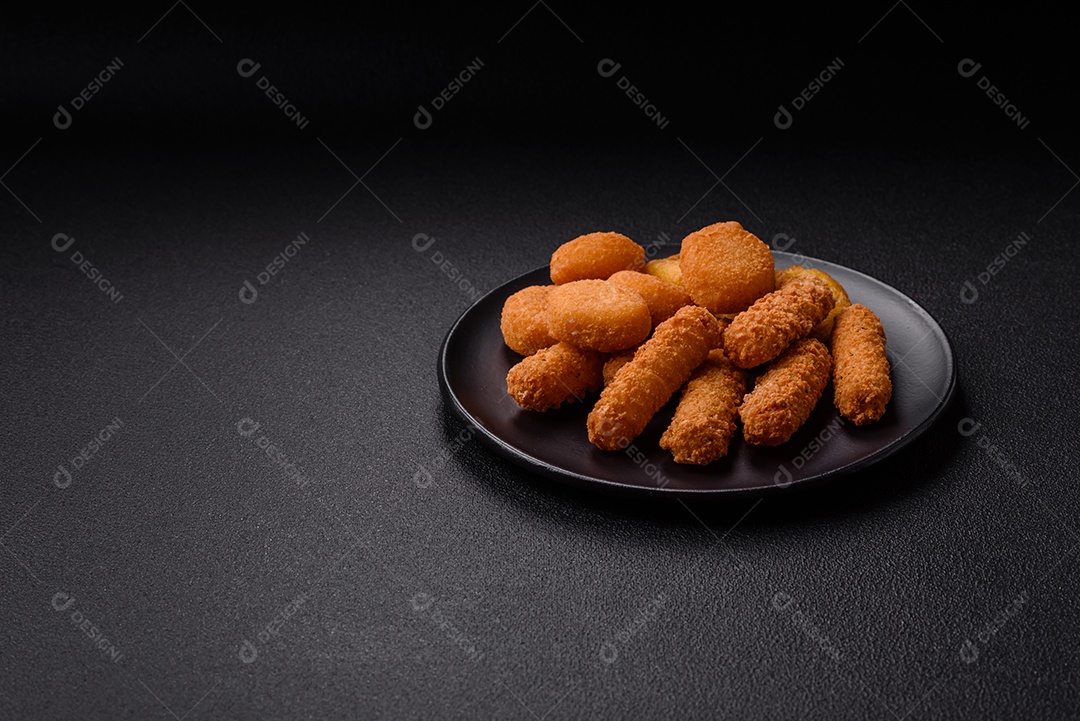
[597,58,621,78]
[957,58,981,78]
[52,592,76,611]
[414,104,433,130]
[239,280,258,305]
[774,104,793,130]
[959,280,979,304]
[53,104,72,130]
[238,639,259,664]
[236,58,261,78]
[53,464,72,489]
[51,233,75,253]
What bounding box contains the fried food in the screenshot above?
[545,279,651,352]
[659,349,747,464]
[644,254,682,286]
[723,276,835,369]
[680,221,774,315]
[607,270,694,326]
[602,347,638,386]
[500,285,558,356]
[549,232,646,284]
[775,266,851,342]
[740,338,832,446]
[830,304,891,425]
[587,305,722,451]
[506,342,604,411]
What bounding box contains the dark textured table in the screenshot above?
[3,7,1079,720]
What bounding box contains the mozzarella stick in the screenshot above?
[740,338,832,446]
[830,304,891,425]
[723,276,835,369]
[587,305,722,451]
[660,349,748,465]
[506,342,604,411]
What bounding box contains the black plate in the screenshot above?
[438,252,956,497]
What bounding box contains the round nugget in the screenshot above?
[607,270,694,326]
[545,280,651,353]
[680,221,774,315]
[549,232,646,284]
[500,285,558,356]
[644,254,682,286]
[830,304,891,425]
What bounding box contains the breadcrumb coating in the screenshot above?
[830,304,891,425]
[660,349,747,464]
[587,305,722,451]
[680,221,774,315]
[500,285,557,356]
[506,342,604,411]
[740,338,832,446]
[549,232,646,284]
[723,276,835,369]
[545,279,651,352]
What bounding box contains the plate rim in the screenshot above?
[437,253,957,498]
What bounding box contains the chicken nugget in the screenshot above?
[546,279,651,352]
[506,342,604,411]
[644,254,682,286]
[607,270,694,326]
[550,232,646,284]
[723,276,835,369]
[680,221,774,315]
[775,266,851,342]
[500,285,557,356]
[587,305,722,451]
[830,304,891,425]
[660,349,747,464]
[740,338,832,446]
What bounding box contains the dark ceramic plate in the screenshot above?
[438,252,956,497]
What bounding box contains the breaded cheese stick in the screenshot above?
[506,342,604,411]
[660,349,747,464]
[602,347,638,386]
[723,276,835,369]
[587,305,722,451]
[830,304,891,425]
[740,338,832,446]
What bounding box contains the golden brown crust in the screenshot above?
[830,304,891,425]
[723,276,835,369]
[607,270,694,326]
[587,305,722,450]
[545,279,651,352]
[500,285,557,356]
[775,266,852,342]
[659,349,747,464]
[602,347,638,386]
[549,232,646,284]
[740,338,832,446]
[506,342,604,411]
[679,221,775,315]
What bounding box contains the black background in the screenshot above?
[3,4,1079,719]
